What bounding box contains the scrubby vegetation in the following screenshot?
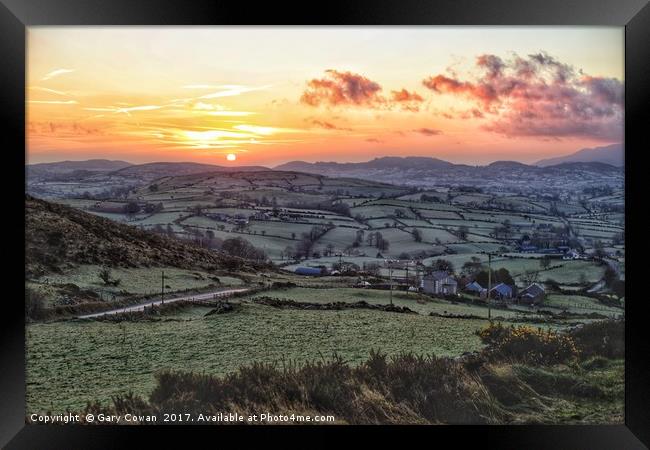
[26,195,267,278]
[477,322,580,365]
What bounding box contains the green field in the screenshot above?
[30,265,243,306]
[26,302,493,413]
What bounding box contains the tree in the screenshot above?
[123,201,140,217]
[412,228,422,242]
[603,266,618,287]
[475,268,514,287]
[25,288,45,321]
[430,259,454,273]
[520,269,539,286]
[284,245,295,260]
[611,279,625,299]
[540,255,552,270]
[457,225,469,240]
[98,267,121,286]
[221,237,267,262]
[462,256,483,275]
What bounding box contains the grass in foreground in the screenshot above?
[33,319,624,424]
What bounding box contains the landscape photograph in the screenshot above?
[25,26,625,425]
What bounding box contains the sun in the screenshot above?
[226,153,237,161]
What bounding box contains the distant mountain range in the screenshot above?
[26,159,133,176]
[535,143,623,167]
[276,156,459,172]
[111,161,270,178]
[26,143,624,197]
[271,156,622,191]
[274,156,621,175]
[27,160,269,182]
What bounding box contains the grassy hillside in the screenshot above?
[25,195,264,278]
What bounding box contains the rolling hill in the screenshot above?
[25,195,263,278]
[112,161,270,178]
[535,143,623,167]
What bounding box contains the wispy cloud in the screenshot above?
[309,119,352,131]
[199,85,271,99]
[41,68,75,81]
[233,125,301,135]
[413,127,443,136]
[28,86,71,96]
[83,105,163,116]
[28,100,78,105]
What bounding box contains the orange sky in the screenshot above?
[27,27,624,166]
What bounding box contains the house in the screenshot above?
[520,245,538,253]
[489,283,513,300]
[563,250,581,260]
[464,281,485,295]
[421,271,458,295]
[518,283,545,305]
[250,211,271,221]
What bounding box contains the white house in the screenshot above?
[421,271,458,295]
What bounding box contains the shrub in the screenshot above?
[571,320,624,359]
[25,288,46,321]
[477,322,579,365]
[80,351,503,424]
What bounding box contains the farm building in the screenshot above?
[421,271,458,295]
[294,267,323,276]
[489,283,514,300]
[518,283,545,305]
[464,281,485,295]
[563,249,581,260]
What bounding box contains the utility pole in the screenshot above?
[487,254,492,320]
[385,259,394,306]
[389,264,393,305]
[405,261,410,295]
[161,270,165,305]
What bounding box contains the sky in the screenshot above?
[26,27,624,166]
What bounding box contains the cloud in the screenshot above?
[83,105,162,116]
[366,138,384,143]
[28,100,78,105]
[28,121,102,136]
[301,70,383,107]
[390,89,425,111]
[199,85,271,99]
[413,128,442,136]
[41,68,75,81]
[301,70,430,112]
[422,52,623,141]
[391,89,424,102]
[28,86,71,96]
[309,119,352,131]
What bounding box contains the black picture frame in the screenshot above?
[2,0,648,447]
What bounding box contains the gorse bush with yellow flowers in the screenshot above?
[477,322,579,365]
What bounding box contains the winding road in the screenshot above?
[77,287,250,319]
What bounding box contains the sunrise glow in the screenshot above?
[27,27,624,166]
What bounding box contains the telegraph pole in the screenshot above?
[161,270,165,305]
[405,261,410,295]
[389,264,393,305]
[385,259,394,306]
[487,254,492,320]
